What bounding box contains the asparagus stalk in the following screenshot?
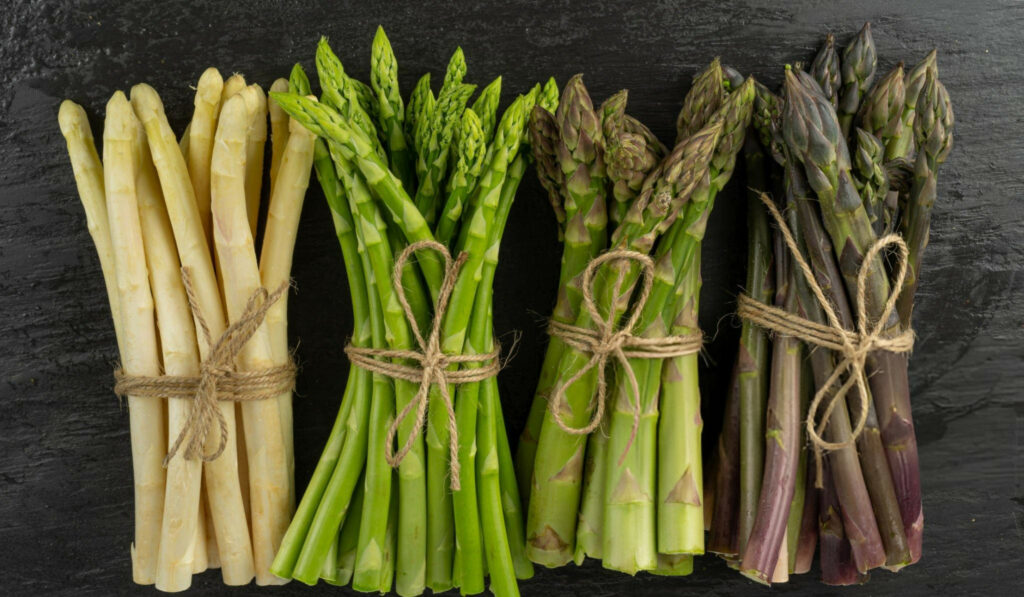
[737,137,773,555]
[268,78,291,194]
[707,361,741,557]
[187,67,224,246]
[210,94,291,585]
[58,101,124,351]
[435,109,487,247]
[103,92,167,585]
[259,115,316,514]
[739,197,801,584]
[794,458,819,574]
[837,23,877,137]
[819,461,869,586]
[131,115,204,591]
[241,84,268,238]
[131,83,255,585]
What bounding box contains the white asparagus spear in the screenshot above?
[179,123,191,160]
[132,119,203,591]
[187,67,224,247]
[259,114,315,511]
[267,78,290,195]
[211,94,290,586]
[130,83,255,585]
[241,84,268,238]
[57,101,124,352]
[192,493,208,575]
[201,488,221,570]
[104,91,166,585]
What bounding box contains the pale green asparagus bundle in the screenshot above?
[268,29,545,596]
[517,63,754,576]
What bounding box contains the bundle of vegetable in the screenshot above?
[515,64,756,576]
[59,67,314,590]
[709,23,953,585]
[267,29,545,596]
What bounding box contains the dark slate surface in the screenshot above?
[1,0,1022,595]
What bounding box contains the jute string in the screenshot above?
[736,193,914,487]
[113,267,296,466]
[547,249,704,462]
[344,240,501,491]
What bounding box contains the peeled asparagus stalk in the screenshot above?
[57,101,124,351]
[132,118,204,591]
[259,113,316,512]
[211,93,291,585]
[241,84,268,237]
[267,78,291,194]
[103,91,167,584]
[187,67,224,246]
[131,83,255,585]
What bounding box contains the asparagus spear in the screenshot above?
[186,68,224,245]
[435,109,487,247]
[837,23,877,137]
[471,76,503,144]
[104,93,167,585]
[604,91,666,226]
[406,73,435,161]
[268,78,290,194]
[675,58,727,144]
[707,361,741,558]
[413,82,477,225]
[889,50,937,161]
[819,461,869,586]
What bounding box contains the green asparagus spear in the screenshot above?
[837,23,877,137]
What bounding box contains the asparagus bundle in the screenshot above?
[60,67,314,589]
[516,64,755,576]
[710,23,953,585]
[267,29,544,596]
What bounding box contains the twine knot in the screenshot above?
[344,240,503,491]
[547,249,704,462]
[735,193,914,488]
[113,268,295,466]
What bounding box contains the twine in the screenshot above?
[344,240,502,491]
[735,193,914,487]
[113,267,295,466]
[546,249,704,462]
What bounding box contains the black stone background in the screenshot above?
[1,0,1022,595]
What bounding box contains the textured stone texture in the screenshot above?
[1,0,1021,594]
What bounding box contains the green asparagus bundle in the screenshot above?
[516,63,755,576]
[268,29,545,596]
[710,23,953,586]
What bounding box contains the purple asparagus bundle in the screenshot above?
[709,23,953,586]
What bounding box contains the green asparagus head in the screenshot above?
[752,81,785,163]
[315,37,349,112]
[555,74,603,178]
[809,33,841,107]
[914,70,954,165]
[442,47,467,93]
[529,105,567,229]
[838,22,878,117]
[857,63,906,145]
[370,26,404,120]
[347,78,379,124]
[406,73,435,154]
[289,63,312,96]
[470,76,502,144]
[539,77,559,114]
[676,57,727,143]
[448,108,487,193]
[602,90,662,214]
[271,91,346,145]
[615,119,722,250]
[708,76,756,180]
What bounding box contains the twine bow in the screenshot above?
[547,249,704,461]
[736,194,914,487]
[113,267,295,466]
[344,240,501,491]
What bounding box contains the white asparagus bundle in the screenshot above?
[61,68,310,589]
